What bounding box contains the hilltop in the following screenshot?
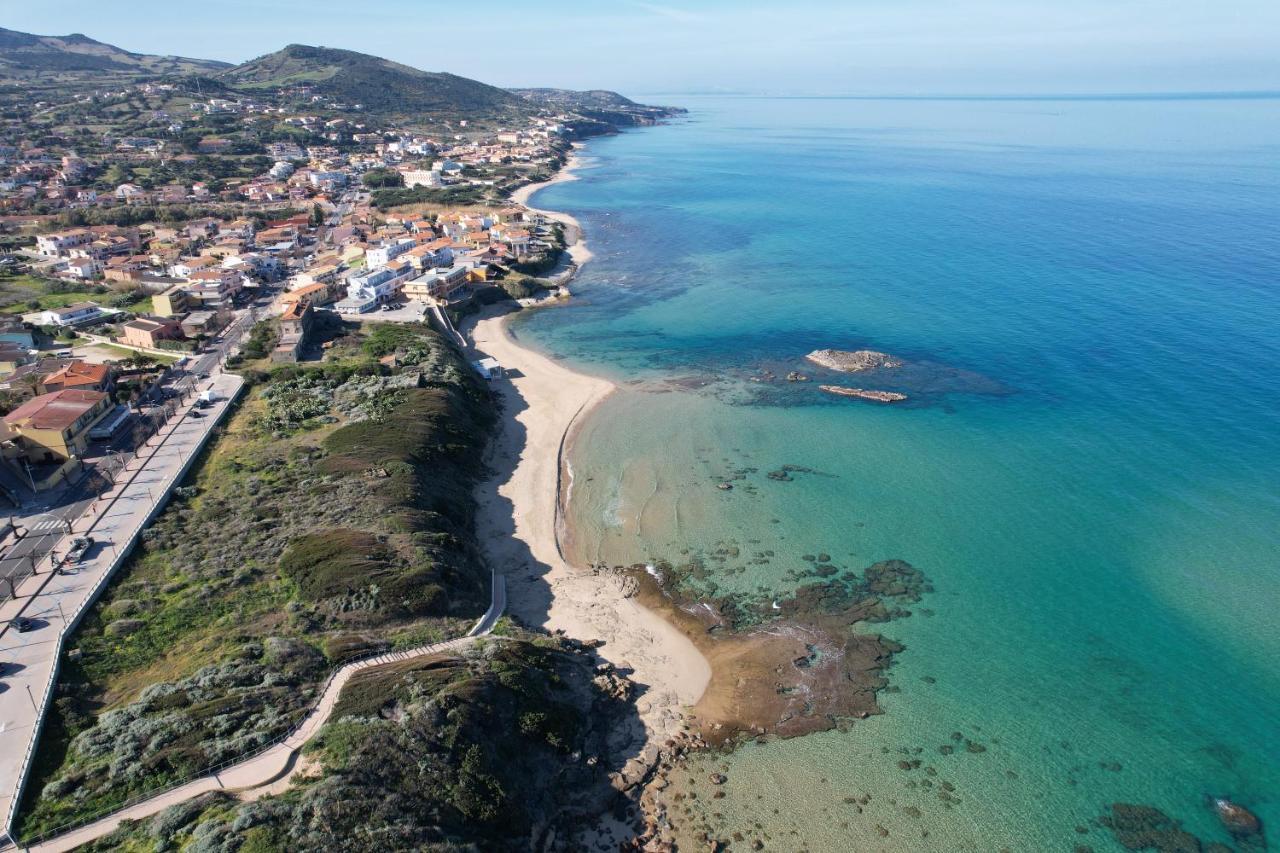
[220,44,532,121]
[0,26,229,79]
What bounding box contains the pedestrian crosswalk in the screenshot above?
[27,519,66,532]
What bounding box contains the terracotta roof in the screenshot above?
[4,389,106,431]
[283,283,327,301]
[41,360,109,388]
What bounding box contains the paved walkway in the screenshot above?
[0,373,244,847]
[21,574,505,853]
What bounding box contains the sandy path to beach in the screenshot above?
[469,308,709,752]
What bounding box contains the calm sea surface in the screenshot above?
[513,95,1280,850]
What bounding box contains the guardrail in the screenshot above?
[1,377,245,849]
[427,302,467,350]
[12,573,500,849]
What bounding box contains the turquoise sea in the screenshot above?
[513,96,1280,850]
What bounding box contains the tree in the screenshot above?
[310,203,325,228]
[361,168,404,189]
[102,163,133,188]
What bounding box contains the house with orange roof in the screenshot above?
[39,360,112,393]
[1,388,111,464]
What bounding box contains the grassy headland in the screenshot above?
[76,632,640,852]
[18,322,497,838]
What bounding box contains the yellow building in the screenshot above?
[153,284,191,318]
[0,389,111,464]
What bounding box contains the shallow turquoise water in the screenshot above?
[514,96,1280,849]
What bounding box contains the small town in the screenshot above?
[0,76,607,492]
[0,30,689,852]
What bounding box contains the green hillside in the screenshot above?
[220,44,533,120]
[0,27,229,79]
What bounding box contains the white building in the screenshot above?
[400,169,442,189]
[365,238,415,268]
[40,302,109,327]
[36,230,92,257]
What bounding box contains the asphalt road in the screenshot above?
[0,304,258,600]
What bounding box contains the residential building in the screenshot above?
[169,256,218,278]
[365,238,415,268]
[39,360,111,393]
[0,342,33,377]
[272,301,315,363]
[186,269,244,308]
[402,264,471,302]
[153,284,192,317]
[40,302,108,327]
[0,389,111,463]
[120,317,182,349]
[400,168,442,188]
[178,311,216,338]
[35,229,92,257]
[61,257,102,280]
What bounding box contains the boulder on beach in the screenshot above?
[806,349,903,373]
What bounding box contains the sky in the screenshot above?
[6,0,1280,97]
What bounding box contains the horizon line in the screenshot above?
[634,89,1280,102]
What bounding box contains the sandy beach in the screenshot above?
[468,307,709,752]
[510,146,595,268]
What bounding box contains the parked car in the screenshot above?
[66,536,93,563]
[8,617,33,633]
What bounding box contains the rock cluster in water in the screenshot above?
[806,349,904,372]
[1098,799,1267,853]
[625,557,930,745]
[820,385,908,403]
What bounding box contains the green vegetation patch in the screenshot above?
[18,323,496,841]
[81,636,640,852]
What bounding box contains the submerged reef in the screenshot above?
[625,556,930,744]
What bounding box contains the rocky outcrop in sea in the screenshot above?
[806,349,904,372]
[820,385,908,403]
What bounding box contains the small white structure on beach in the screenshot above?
[471,357,503,380]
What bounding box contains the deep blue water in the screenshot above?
[515,96,1280,849]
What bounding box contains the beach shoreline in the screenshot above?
[466,304,711,768]
[466,159,711,819]
[510,145,595,268]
